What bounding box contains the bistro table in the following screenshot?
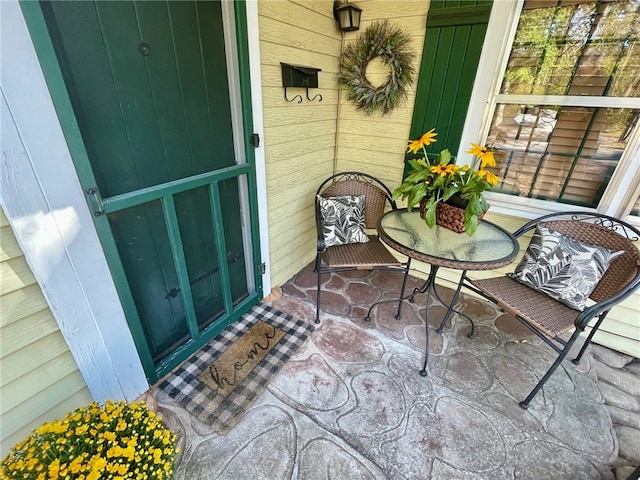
[369,208,519,376]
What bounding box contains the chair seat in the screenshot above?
[322,235,401,268]
[470,276,579,338]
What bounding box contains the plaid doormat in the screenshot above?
[158,304,313,434]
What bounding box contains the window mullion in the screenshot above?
[494,94,640,108]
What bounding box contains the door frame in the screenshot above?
[1,0,270,398]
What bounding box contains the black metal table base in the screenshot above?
[366,266,475,376]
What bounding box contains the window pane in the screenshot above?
[632,193,640,216]
[500,0,640,97]
[486,105,639,206]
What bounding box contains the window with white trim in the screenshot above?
[631,191,640,217]
[484,0,640,212]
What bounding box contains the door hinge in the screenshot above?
[259,262,266,275]
[249,133,260,149]
[85,187,105,216]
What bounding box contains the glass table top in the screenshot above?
[378,209,519,269]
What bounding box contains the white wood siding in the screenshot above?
[0,208,93,458]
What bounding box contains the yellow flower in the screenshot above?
[466,143,496,167]
[430,164,457,177]
[89,456,106,472]
[48,459,61,480]
[407,128,437,154]
[477,169,500,185]
[69,457,84,474]
[87,471,100,480]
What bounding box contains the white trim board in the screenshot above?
[1,0,149,401]
[245,0,272,296]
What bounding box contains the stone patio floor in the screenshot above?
[155,263,640,479]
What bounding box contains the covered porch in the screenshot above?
[155,264,640,479]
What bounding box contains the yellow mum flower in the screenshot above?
[48,459,61,480]
[407,128,437,154]
[87,471,100,480]
[89,456,106,471]
[70,457,84,474]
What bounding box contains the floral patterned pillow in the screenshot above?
[317,195,369,247]
[509,224,624,310]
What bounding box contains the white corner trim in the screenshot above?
[1,1,148,401]
[245,0,271,296]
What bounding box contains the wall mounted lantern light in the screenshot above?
[333,1,362,32]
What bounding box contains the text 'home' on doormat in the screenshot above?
[159,304,313,434]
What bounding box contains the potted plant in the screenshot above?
[0,400,178,479]
[391,129,499,236]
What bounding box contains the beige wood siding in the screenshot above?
[259,0,342,287]
[260,0,430,287]
[258,1,638,357]
[335,0,430,190]
[0,207,93,457]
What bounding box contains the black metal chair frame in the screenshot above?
[315,172,412,324]
[441,211,640,408]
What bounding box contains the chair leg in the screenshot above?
[520,329,581,409]
[395,258,412,320]
[315,266,322,324]
[572,311,608,365]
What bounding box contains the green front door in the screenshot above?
[27,1,262,383]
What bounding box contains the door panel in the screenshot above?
[39,0,260,382]
[219,177,250,303]
[109,200,189,362]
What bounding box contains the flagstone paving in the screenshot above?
[155,264,639,479]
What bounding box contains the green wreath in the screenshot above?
[339,20,415,115]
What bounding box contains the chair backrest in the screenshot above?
[515,212,640,303]
[317,172,395,230]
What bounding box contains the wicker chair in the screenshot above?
[455,212,640,408]
[315,172,411,324]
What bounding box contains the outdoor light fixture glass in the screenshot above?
[333,1,362,32]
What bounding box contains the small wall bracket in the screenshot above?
[281,62,322,103]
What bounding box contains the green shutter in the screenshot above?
[407,0,492,168]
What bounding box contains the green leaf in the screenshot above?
[425,203,437,228]
[468,196,482,215]
[441,187,460,202]
[465,214,479,236]
[437,149,451,165]
[407,159,423,170]
[407,183,427,208]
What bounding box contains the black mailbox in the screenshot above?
[281,63,321,89]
